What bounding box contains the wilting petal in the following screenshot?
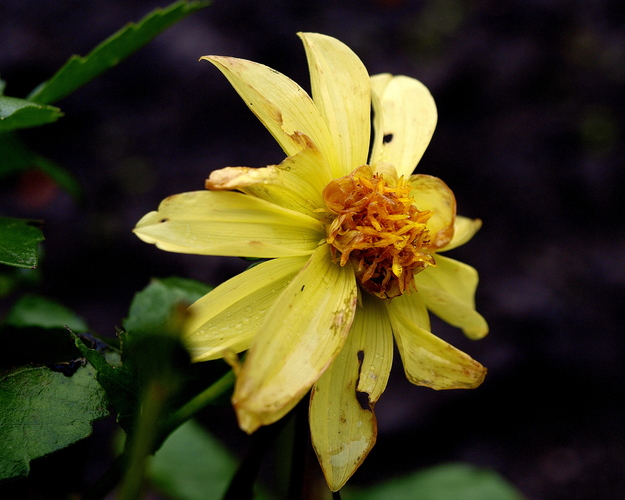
[299,32,371,177]
[409,174,456,249]
[201,55,335,163]
[387,298,487,389]
[207,138,331,217]
[233,244,358,433]
[440,216,482,252]
[369,74,437,179]
[183,256,308,361]
[133,191,324,258]
[414,255,489,340]
[310,293,393,491]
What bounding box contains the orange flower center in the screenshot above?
[322,165,435,299]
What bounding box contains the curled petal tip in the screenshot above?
[233,403,262,435]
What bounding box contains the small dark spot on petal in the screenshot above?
[357,350,365,363]
[383,133,393,143]
[301,285,305,291]
[160,218,169,223]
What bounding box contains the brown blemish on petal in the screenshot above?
[206,166,259,190]
[339,409,347,424]
[331,291,357,333]
[289,130,316,150]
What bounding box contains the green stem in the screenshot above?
[155,369,235,449]
[84,370,235,500]
[117,381,167,500]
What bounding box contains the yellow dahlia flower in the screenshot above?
[134,32,488,491]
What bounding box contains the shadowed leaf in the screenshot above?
[342,463,525,500]
[0,96,62,132]
[0,217,44,269]
[0,365,108,481]
[28,0,209,105]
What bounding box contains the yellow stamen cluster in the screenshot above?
[323,165,435,299]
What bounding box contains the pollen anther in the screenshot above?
[322,165,436,299]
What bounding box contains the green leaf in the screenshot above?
[160,276,215,301]
[0,217,44,269]
[342,463,525,500]
[120,277,211,423]
[123,277,212,336]
[150,420,236,499]
[72,332,137,431]
[71,277,211,430]
[28,0,210,105]
[0,133,82,200]
[149,420,241,500]
[0,364,109,481]
[0,133,31,176]
[5,295,88,332]
[0,96,63,132]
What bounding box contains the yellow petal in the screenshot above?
[370,73,393,165]
[183,256,308,361]
[207,137,331,217]
[133,191,323,258]
[409,174,456,249]
[351,294,393,401]
[299,32,371,177]
[201,55,335,163]
[369,74,437,179]
[414,254,489,340]
[387,298,487,390]
[440,216,482,251]
[233,244,357,433]
[310,293,393,491]
[370,161,399,186]
[389,287,431,331]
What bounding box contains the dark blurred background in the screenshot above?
[1,0,624,499]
